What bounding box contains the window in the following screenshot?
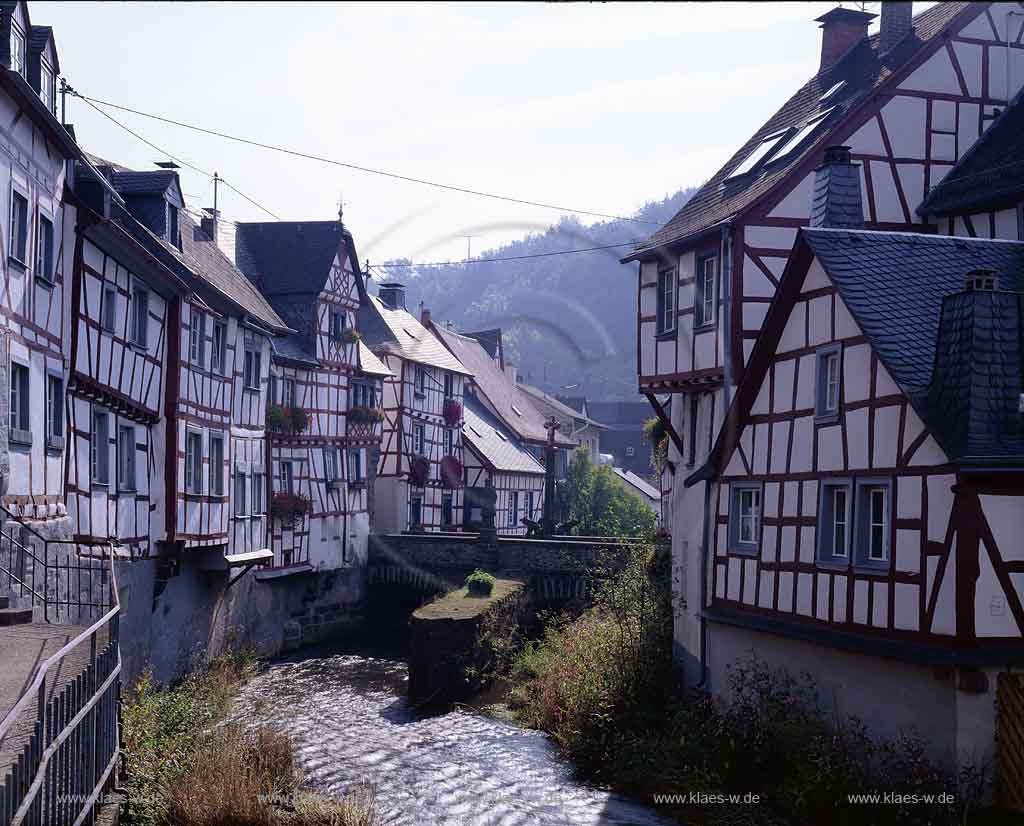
[91,409,110,484]
[409,494,423,527]
[212,322,227,374]
[189,312,204,365]
[509,491,519,527]
[443,428,454,455]
[252,471,265,514]
[625,446,635,457]
[131,289,149,347]
[728,483,761,553]
[46,375,62,439]
[185,430,202,494]
[856,481,891,566]
[40,63,54,115]
[234,469,248,516]
[353,382,376,409]
[330,310,345,341]
[280,461,294,494]
[10,190,27,264]
[441,493,453,526]
[209,433,225,495]
[413,423,425,454]
[325,446,340,481]
[348,449,363,483]
[688,394,699,467]
[771,109,835,164]
[167,204,180,249]
[815,344,842,420]
[102,287,117,332]
[727,129,790,179]
[817,482,851,562]
[9,24,25,76]
[526,491,534,520]
[695,254,718,327]
[10,362,29,432]
[244,349,261,390]
[443,372,453,398]
[656,268,676,335]
[282,378,295,407]
[118,425,136,491]
[414,365,426,395]
[35,215,53,283]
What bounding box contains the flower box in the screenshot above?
[267,404,310,434]
[409,454,430,487]
[442,399,462,426]
[349,405,384,425]
[270,492,312,527]
[440,455,463,488]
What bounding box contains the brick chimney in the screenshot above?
[810,146,865,229]
[880,2,913,54]
[815,7,876,72]
[420,307,431,326]
[378,283,406,311]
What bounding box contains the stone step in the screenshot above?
[0,607,32,626]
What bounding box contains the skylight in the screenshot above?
[469,425,483,438]
[511,404,523,416]
[770,108,836,163]
[726,129,792,179]
[495,430,508,441]
[819,80,847,103]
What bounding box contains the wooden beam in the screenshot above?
[643,391,685,457]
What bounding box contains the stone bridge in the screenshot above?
[367,532,644,604]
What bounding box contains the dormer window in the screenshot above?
[10,23,25,76]
[40,63,55,116]
[167,204,180,250]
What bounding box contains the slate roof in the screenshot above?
[624,2,974,261]
[585,401,652,430]
[271,334,318,366]
[109,170,178,196]
[234,221,354,297]
[919,93,1024,216]
[462,396,545,475]
[611,467,661,502]
[465,329,502,363]
[359,295,472,375]
[356,341,393,378]
[518,383,600,430]
[431,326,572,446]
[29,26,56,70]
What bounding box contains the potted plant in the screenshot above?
[465,569,495,597]
[442,398,462,427]
[409,454,430,487]
[644,416,669,472]
[270,492,312,527]
[349,405,384,425]
[341,328,362,345]
[284,406,310,434]
[267,404,286,432]
[440,455,463,488]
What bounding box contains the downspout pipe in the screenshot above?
[696,224,733,689]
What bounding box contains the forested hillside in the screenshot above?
[381,188,695,400]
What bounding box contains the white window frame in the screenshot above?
[234,468,248,516]
[696,254,718,328]
[91,408,110,484]
[282,378,296,407]
[46,373,62,440]
[817,480,852,562]
[413,423,425,454]
[509,491,519,527]
[414,365,426,395]
[252,470,265,514]
[212,321,227,374]
[189,312,204,365]
[118,424,136,492]
[185,429,203,494]
[443,428,454,455]
[10,23,25,76]
[209,432,225,496]
[656,267,676,335]
[280,461,294,494]
[244,349,261,390]
[9,186,28,265]
[728,482,761,554]
[35,212,54,284]
[815,344,842,421]
[102,286,117,333]
[10,361,29,432]
[40,62,54,114]
[348,449,363,483]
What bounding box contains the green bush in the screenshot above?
[559,447,658,537]
[464,569,495,596]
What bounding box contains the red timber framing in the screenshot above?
[693,236,1024,661]
[632,3,1011,394]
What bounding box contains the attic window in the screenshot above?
[819,81,846,103]
[469,425,483,438]
[403,327,419,340]
[770,108,836,163]
[167,204,181,250]
[726,129,791,179]
[10,23,25,76]
[511,404,523,416]
[495,430,508,441]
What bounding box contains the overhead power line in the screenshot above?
[370,240,638,269]
[70,87,281,221]
[74,92,660,226]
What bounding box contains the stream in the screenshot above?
[233,643,673,826]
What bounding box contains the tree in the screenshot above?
[559,447,657,538]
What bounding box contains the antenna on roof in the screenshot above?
[154,160,180,169]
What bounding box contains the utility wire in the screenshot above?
[74,92,660,226]
[371,240,638,269]
[71,87,281,221]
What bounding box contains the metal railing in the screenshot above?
[0,520,121,826]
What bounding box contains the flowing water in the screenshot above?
[233,644,672,826]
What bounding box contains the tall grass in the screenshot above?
[122,651,378,826]
[510,545,986,826]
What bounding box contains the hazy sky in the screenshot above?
[42,2,902,268]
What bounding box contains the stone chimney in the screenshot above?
[504,364,518,384]
[880,2,913,54]
[378,283,406,311]
[200,208,237,266]
[815,7,876,73]
[420,307,431,326]
[810,146,864,229]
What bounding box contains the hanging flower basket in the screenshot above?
[268,405,309,434]
[442,399,462,427]
[440,455,463,488]
[409,454,430,487]
[270,492,312,527]
[349,405,384,425]
[341,328,362,345]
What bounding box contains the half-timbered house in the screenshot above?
[623,1,1024,692]
[358,285,471,532]
[232,219,389,571]
[0,0,84,540]
[462,396,545,535]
